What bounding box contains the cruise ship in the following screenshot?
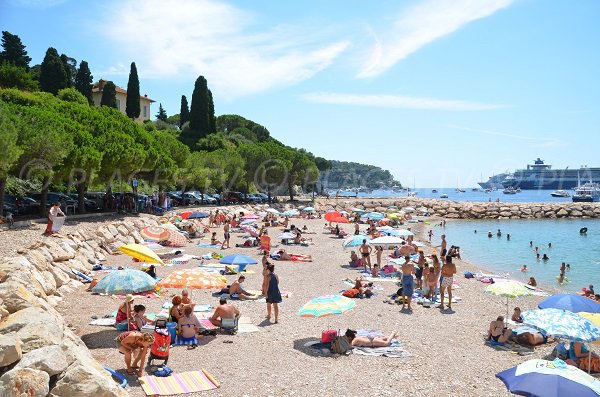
[478,173,509,189]
[501,158,600,190]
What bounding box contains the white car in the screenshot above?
[183,192,216,205]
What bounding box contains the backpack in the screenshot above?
[331,335,352,355]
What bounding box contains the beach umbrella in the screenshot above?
[266,208,280,215]
[331,216,349,224]
[496,359,600,397]
[241,213,259,219]
[187,211,209,219]
[324,211,341,222]
[160,223,179,230]
[394,229,414,237]
[522,308,600,343]
[179,211,193,220]
[240,219,256,226]
[277,232,296,240]
[158,268,226,290]
[366,212,384,220]
[241,225,260,237]
[140,226,170,242]
[403,207,416,213]
[302,207,315,212]
[351,208,365,213]
[376,226,394,232]
[298,295,356,318]
[579,313,600,345]
[282,209,299,217]
[370,236,405,248]
[164,230,188,247]
[92,268,156,295]
[486,282,532,324]
[342,235,370,248]
[538,294,600,314]
[387,205,398,210]
[119,244,164,265]
[386,212,401,219]
[220,254,258,266]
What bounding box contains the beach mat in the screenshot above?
[352,340,410,358]
[139,369,219,395]
[485,340,534,355]
[89,318,115,326]
[197,243,221,249]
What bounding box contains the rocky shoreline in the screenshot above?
[314,197,600,219]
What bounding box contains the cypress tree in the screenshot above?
[189,75,209,138]
[126,61,140,119]
[0,31,31,69]
[156,103,167,121]
[74,60,93,105]
[100,81,117,108]
[39,47,68,95]
[207,89,216,134]
[179,95,190,128]
[60,54,77,87]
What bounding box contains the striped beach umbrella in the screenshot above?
[241,225,260,237]
[298,295,356,318]
[140,226,170,242]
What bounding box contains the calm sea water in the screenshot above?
[432,219,600,293]
[339,188,573,203]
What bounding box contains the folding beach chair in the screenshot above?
[219,317,238,335]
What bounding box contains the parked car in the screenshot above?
[245,194,263,204]
[4,194,41,215]
[183,191,217,205]
[2,202,19,216]
[28,193,78,213]
[166,192,183,206]
[68,193,99,211]
[223,191,246,204]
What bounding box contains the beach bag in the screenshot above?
[153,365,173,377]
[321,329,338,343]
[464,271,474,279]
[331,335,352,355]
[552,342,568,360]
[342,289,360,298]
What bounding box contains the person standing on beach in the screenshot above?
[45,202,65,235]
[221,222,231,249]
[360,239,372,272]
[354,222,360,235]
[265,264,282,323]
[428,230,433,243]
[439,256,456,310]
[401,256,415,311]
[416,250,426,289]
[375,245,383,267]
[440,234,447,258]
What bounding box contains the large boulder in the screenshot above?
[0,280,38,313]
[0,367,50,397]
[15,345,68,376]
[0,307,64,353]
[49,361,127,397]
[43,240,74,262]
[0,332,22,367]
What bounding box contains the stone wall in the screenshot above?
[313,197,600,219]
[0,216,163,397]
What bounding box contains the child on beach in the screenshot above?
[426,267,437,299]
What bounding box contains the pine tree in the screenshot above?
[0,31,31,69]
[100,81,117,108]
[207,89,216,134]
[126,62,140,119]
[156,103,167,121]
[179,95,190,128]
[189,76,210,137]
[74,60,93,105]
[39,47,69,95]
[60,54,77,87]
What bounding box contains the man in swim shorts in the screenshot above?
[439,256,456,310]
[359,239,372,272]
[401,256,415,311]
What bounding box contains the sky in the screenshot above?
[2,0,600,188]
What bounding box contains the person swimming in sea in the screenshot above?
[497,229,502,237]
[520,265,528,272]
[542,254,550,261]
[487,231,493,238]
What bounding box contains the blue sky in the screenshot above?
[2,0,600,187]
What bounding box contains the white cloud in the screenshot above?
[92,63,129,79]
[302,92,507,111]
[358,0,513,78]
[98,0,349,99]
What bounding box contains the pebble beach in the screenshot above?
[12,209,554,397]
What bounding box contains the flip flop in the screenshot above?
[127,369,135,375]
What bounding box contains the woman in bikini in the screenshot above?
[115,331,154,376]
[344,329,399,347]
[169,295,183,323]
[487,316,512,343]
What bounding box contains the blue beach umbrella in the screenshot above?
[351,208,366,213]
[342,235,370,249]
[282,209,300,217]
[366,212,384,220]
[496,358,600,397]
[522,308,600,343]
[92,268,156,295]
[538,294,600,314]
[220,254,258,272]
[188,211,210,219]
[302,207,315,212]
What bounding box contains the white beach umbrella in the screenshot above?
[370,236,405,248]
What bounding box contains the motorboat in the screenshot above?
[455,188,466,193]
[431,189,438,193]
[440,194,449,198]
[550,190,570,198]
[503,187,517,194]
[572,183,600,202]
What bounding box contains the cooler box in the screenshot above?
[166,322,177,342]
[321,329,337,343]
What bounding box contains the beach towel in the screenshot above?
[197,243,221,249]
[352,340,410,358]
[89,318,116,326]
[357,329,385,338]
[199,319,218,330]
[485,340,534,355]
[139,369,219,396]
[166,254,195,265]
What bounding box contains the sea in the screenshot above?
[429,219,600,293]
[336,188,574,203]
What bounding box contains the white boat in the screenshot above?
[550,190,570,198]
[455,188,466,193]
[440,194,449,198]
[572,182,600,202]
[503,187,517,194]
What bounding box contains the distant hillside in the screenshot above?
[319,160,401,190]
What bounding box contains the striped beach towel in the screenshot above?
[140,369,219,395]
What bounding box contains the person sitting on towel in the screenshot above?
[487,316,512,343]
[178,306,200,349]
[132,304,153,330]
[210,298,240,327]
[344,329,399,347]
[229,275,259,300]
[511,307,523,323]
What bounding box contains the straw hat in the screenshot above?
[125,294,135,302]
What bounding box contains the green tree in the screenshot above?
[156,103,167,121]
[188,75,210,140]
[179,95,189,128]
[0,103,24,217]
[0,31,31,69]
[39,47,69,95]
[57,87,88,105]
[100,81,117,108]
[126,61,140,119]
[0,62,39,90]
[165,114,180,128]
[207,89,216,134]
[238,143,269,193]
[74,60,93,105]
[60,54,77,87]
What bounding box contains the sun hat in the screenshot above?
[126,294,135,302]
